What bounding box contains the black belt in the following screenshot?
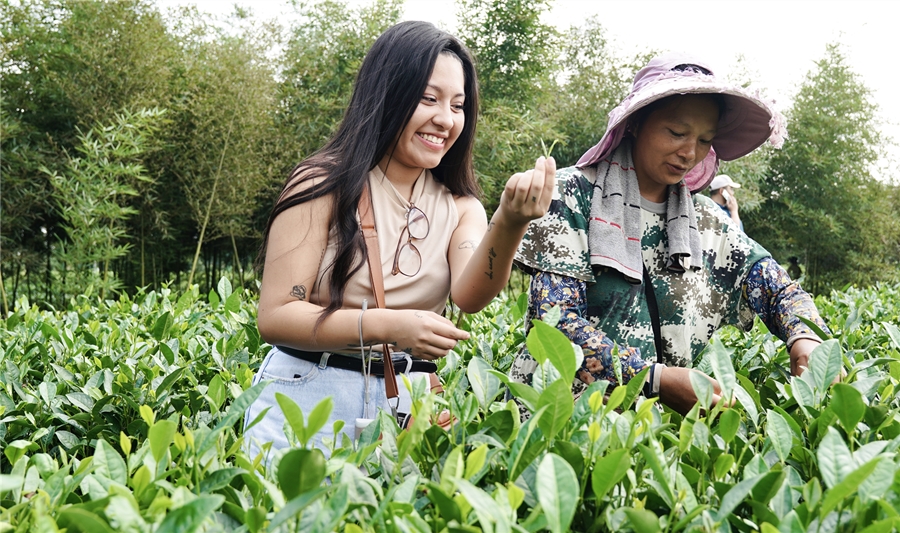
[276,346,437,376]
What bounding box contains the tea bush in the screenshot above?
[2,280,900,532]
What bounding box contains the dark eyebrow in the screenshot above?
[426,83,465,99]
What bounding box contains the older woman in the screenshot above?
[511,53,830,414]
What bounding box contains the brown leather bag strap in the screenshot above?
[358,184,399,399]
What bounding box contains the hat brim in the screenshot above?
[577,76,785,192]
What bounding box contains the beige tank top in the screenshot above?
[310,166,459,315]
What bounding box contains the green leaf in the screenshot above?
[149,420,177,463]
[151,311,173,341]
[527,319,576,378]
[772,405,804,439]
[482,408,515,443]
[714,453,734,479]
[751,470,786,505]
[624,508,661,533]
[456,479,511,532]
[817,427,853,489]
[197,380,268,454]
[199,468,243,493]
[57,508,115,533]
[591,449,630,500]
[93,439,127,486]
[766,409,794,463]
[224,290,242,314]
[537,453,579,533]
[304,396,334,446]
[207,374,226,412]
[707,336,736,399]
[275,392,306,444]
[796,315,832,342]
[66,391,95,412]
[424,482,463,524]
[156,367,185,397]
[547,441,581,479]
[819,457,879,517]
[508,414,546,482]
[622,366,650,411]
[537,379,574,440]
[638,443,676,507]
[278,448,326,500]
[0,475,24,492]
[809,339,842,392]
[156,495,224,533]
[718,408,740,443]
[791,375,816,411]
[268,487,331,530]
[217,276,233,300]
[468,356,502,410]
[715,473,764,522]
[883,322,900,350]
[605,384,627,413]
[541,303,561,327]
[507,381,540,411]
[859,458,896,503]
[441,445,466,493]
[689,370,713,411]
[830,383,865,432]
[4,440,37,465]
[464,444,489,480]
[859,518,900,533]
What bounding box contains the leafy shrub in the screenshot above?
[2,281,900,532]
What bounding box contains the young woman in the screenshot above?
[511,53,831,414]
[244,21,555,458]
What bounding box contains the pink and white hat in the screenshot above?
[577,52,786,192]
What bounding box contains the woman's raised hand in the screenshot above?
[498,156,556,227]
[380,309,470,361]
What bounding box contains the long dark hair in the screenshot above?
[260,21,479,319]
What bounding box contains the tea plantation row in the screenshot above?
[1,279,900,532]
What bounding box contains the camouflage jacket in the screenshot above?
[514,165,772,367]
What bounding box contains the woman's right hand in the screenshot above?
[372,309,470,360]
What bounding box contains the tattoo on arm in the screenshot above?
[290,285,307,301]
[458,240,477,249]
[486,221,496,233]
[484,247,497,280]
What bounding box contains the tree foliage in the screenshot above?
[745,43,899,293]
[1,1,897,304]
[44,108,166,299]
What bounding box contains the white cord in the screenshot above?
[359,299,370,419]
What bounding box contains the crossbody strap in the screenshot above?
[642,264,664,365]
[358,185,399,399]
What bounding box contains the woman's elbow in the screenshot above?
[452,291,490,315]
[255,306,281,346]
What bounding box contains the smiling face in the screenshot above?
[631,95,720,202]
[379,53,466,183]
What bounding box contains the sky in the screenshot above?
[155,0,899,180]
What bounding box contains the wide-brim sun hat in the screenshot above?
[577,52,786,192]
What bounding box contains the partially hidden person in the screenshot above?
[510,52,831,415]
[709,174,743,231]
[244,21,556,460]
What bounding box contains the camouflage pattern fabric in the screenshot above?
[510,166,773,400]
